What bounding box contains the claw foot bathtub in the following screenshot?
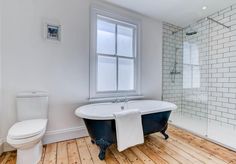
[75,100,177,160]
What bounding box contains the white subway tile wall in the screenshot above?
[208,5,236,127]
[163,4,236,128]
[162,23,183,114]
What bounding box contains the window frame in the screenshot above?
[89,6,141,100]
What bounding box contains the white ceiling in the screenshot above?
[104,0,236,27]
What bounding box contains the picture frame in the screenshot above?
[44,22,61,41]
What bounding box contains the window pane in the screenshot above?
[193,66,200,88]
[191,44,199,65]
[183,64,192,89]
[183,42,191,64]
[97,56,116,91]
[118,58,134,90]
[117,25,134,57]
[97,19,115,55]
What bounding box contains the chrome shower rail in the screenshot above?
[172,16,231,35]
[207,17,231,29]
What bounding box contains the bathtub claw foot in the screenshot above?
[161,131,169,140]
[98,151,106,160]
[95,139,111,160]
[161,124,169,140]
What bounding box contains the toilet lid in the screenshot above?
[8,119,47,139]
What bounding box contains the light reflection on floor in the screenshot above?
[170,112,236,151]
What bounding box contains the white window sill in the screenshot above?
[88,95,144,103]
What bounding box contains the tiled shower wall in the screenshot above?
[208,5,236,127]
[163,4,236,128]
[162,23,183,113]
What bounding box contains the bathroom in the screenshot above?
[1,0,236,163]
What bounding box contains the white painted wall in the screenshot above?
[1,0,162,147]
[141,18,162,99]
[0,0,3,155]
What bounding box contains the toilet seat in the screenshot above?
[8,119,47,140]
[7,119,48,150]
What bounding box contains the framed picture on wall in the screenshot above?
[44,22,61,41]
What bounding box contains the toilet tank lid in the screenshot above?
[17,91,49,98]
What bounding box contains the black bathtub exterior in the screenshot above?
[83,110,171,160]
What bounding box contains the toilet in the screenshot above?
[7,91,49,164]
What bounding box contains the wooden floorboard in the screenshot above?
[1,125,236,164]
[76,138,93,164]
[57,141,68,164]
[43,143,57,164]
[122,149,143,164]
[67,140,81,164]
[168,126,236,163]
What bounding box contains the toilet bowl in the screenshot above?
[7,119,48,164]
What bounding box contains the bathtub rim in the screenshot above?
[75,100,177,120]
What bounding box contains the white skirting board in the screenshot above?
[0,138,3,155]
[3,141,14,152]
[43,126,89,145]
[2,126,89,152]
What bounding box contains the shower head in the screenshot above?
[186,31,198,36]
[171,25,198,36]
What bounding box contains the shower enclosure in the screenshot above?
[163,6,236,151]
